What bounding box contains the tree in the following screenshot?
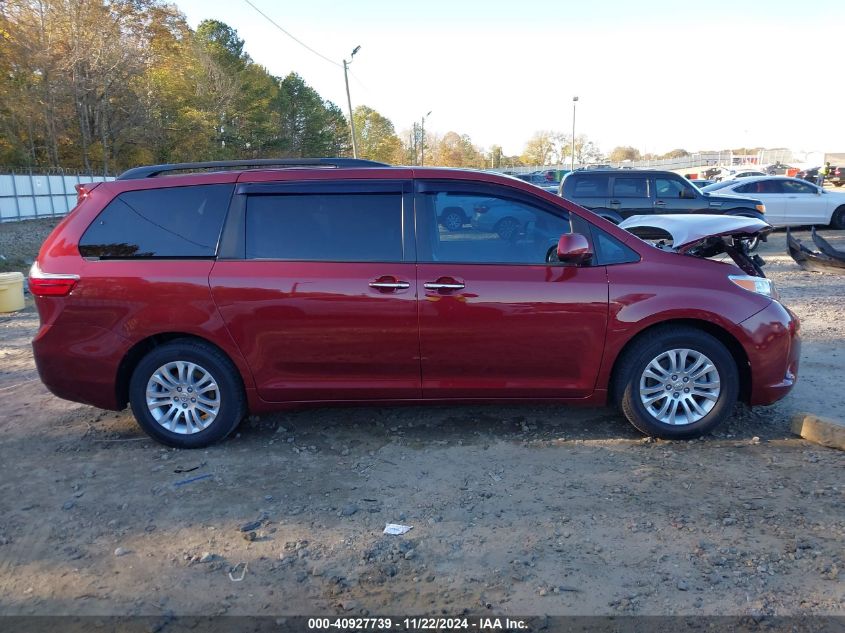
[521,131,556,166]
[573,135,603,166]
[608,146,641,162]
[277,73,350,157]
[352,105,401,164]
[662,148,689,159]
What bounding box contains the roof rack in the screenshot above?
[116,158,390,180]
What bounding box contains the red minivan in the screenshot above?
[30,159,800,448]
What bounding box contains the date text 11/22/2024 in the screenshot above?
[307,617,529,630]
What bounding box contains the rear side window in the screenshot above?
[568,176,609,198]
[79,184,233,258]
[612,177,649,198]
[245,193,403,261]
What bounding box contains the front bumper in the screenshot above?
[739,300,801,406]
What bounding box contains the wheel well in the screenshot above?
[608,319,751,404]
[115,333,239,409]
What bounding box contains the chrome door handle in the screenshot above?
[369,281,410,289]
[424,282,465,290]
[654,200,666,206]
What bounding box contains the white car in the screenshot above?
[713,167,767,182]
[702,176,845,228]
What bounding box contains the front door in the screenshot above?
[653,176,700,214]
[210,181,421,402]
[415,182,609,399]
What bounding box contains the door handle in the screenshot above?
[369,277,410,290]
[424,280,465,290]
[654,200,666,206]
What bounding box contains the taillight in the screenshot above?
[29,262,79,297]
[74,184,90,205]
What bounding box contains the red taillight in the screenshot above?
[74,184,90,205]
[29,263,79,297]
[836,168,841,176]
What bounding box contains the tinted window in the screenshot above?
[735,180,782,194]
[612,177,649,198]
[655,177,695,198]
[79,184,233,258]
[245,193,403,261]
[781,180,818,194]
[589,225,640,265]
[700,181,737,193]
[569,176,609,198]
[423,192,570,264]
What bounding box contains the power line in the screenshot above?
[243,0,342,68]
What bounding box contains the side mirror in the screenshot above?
[557,233,593,265]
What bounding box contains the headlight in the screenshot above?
[755,204,766,214]
[729,275,778,299]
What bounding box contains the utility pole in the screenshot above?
[343,45,361,158]
[571,96,579,171]
[420,111,431,166]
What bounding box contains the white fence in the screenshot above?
[0,173,114,222]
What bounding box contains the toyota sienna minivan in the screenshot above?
[30,158,800,448]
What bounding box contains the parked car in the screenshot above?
[765,162,792,176]
[830,166,844,187]
[712,167,767,182]
[30,158,799,448]
[701,176,845,228]
[795,166,838,184]
[558,169,767,225]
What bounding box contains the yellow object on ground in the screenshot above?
[0,271,25,312]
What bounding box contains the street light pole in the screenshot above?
[343,45,361,159]
[571,96,579,171]
[420,111,432,165]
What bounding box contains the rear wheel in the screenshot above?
[831,206,845,230]
[613,326,739,439]
[129,339,246,448]
[440,208,465,232]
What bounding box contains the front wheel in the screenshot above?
[613,327,739,439]
[129,339,246,448]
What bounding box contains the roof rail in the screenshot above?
[116,158,390,180]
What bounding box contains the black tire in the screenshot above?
[440,208,466,232]
[831,206,845,230]
[129,339,246,448]
[494,217,520,241]
[612,326,739,440]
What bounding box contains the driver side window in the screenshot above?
[422,192,571,264]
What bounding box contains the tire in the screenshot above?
[612,326,739,440]
[494,217,520,241]
[440,208,465,232]
[129,339,246,448]
[830,206,845,230]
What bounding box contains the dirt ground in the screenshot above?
[0,222,843,619]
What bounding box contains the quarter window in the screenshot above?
[422,192,570,264]
[244,193,403,261]
[569,176,609,198]
[79,184,233,258]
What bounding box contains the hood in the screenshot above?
[618,214,771,251]
[619,214,772,277]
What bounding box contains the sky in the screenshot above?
[174,0,843,157]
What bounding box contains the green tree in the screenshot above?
[277,73,350,157]
[352,105,401,163]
